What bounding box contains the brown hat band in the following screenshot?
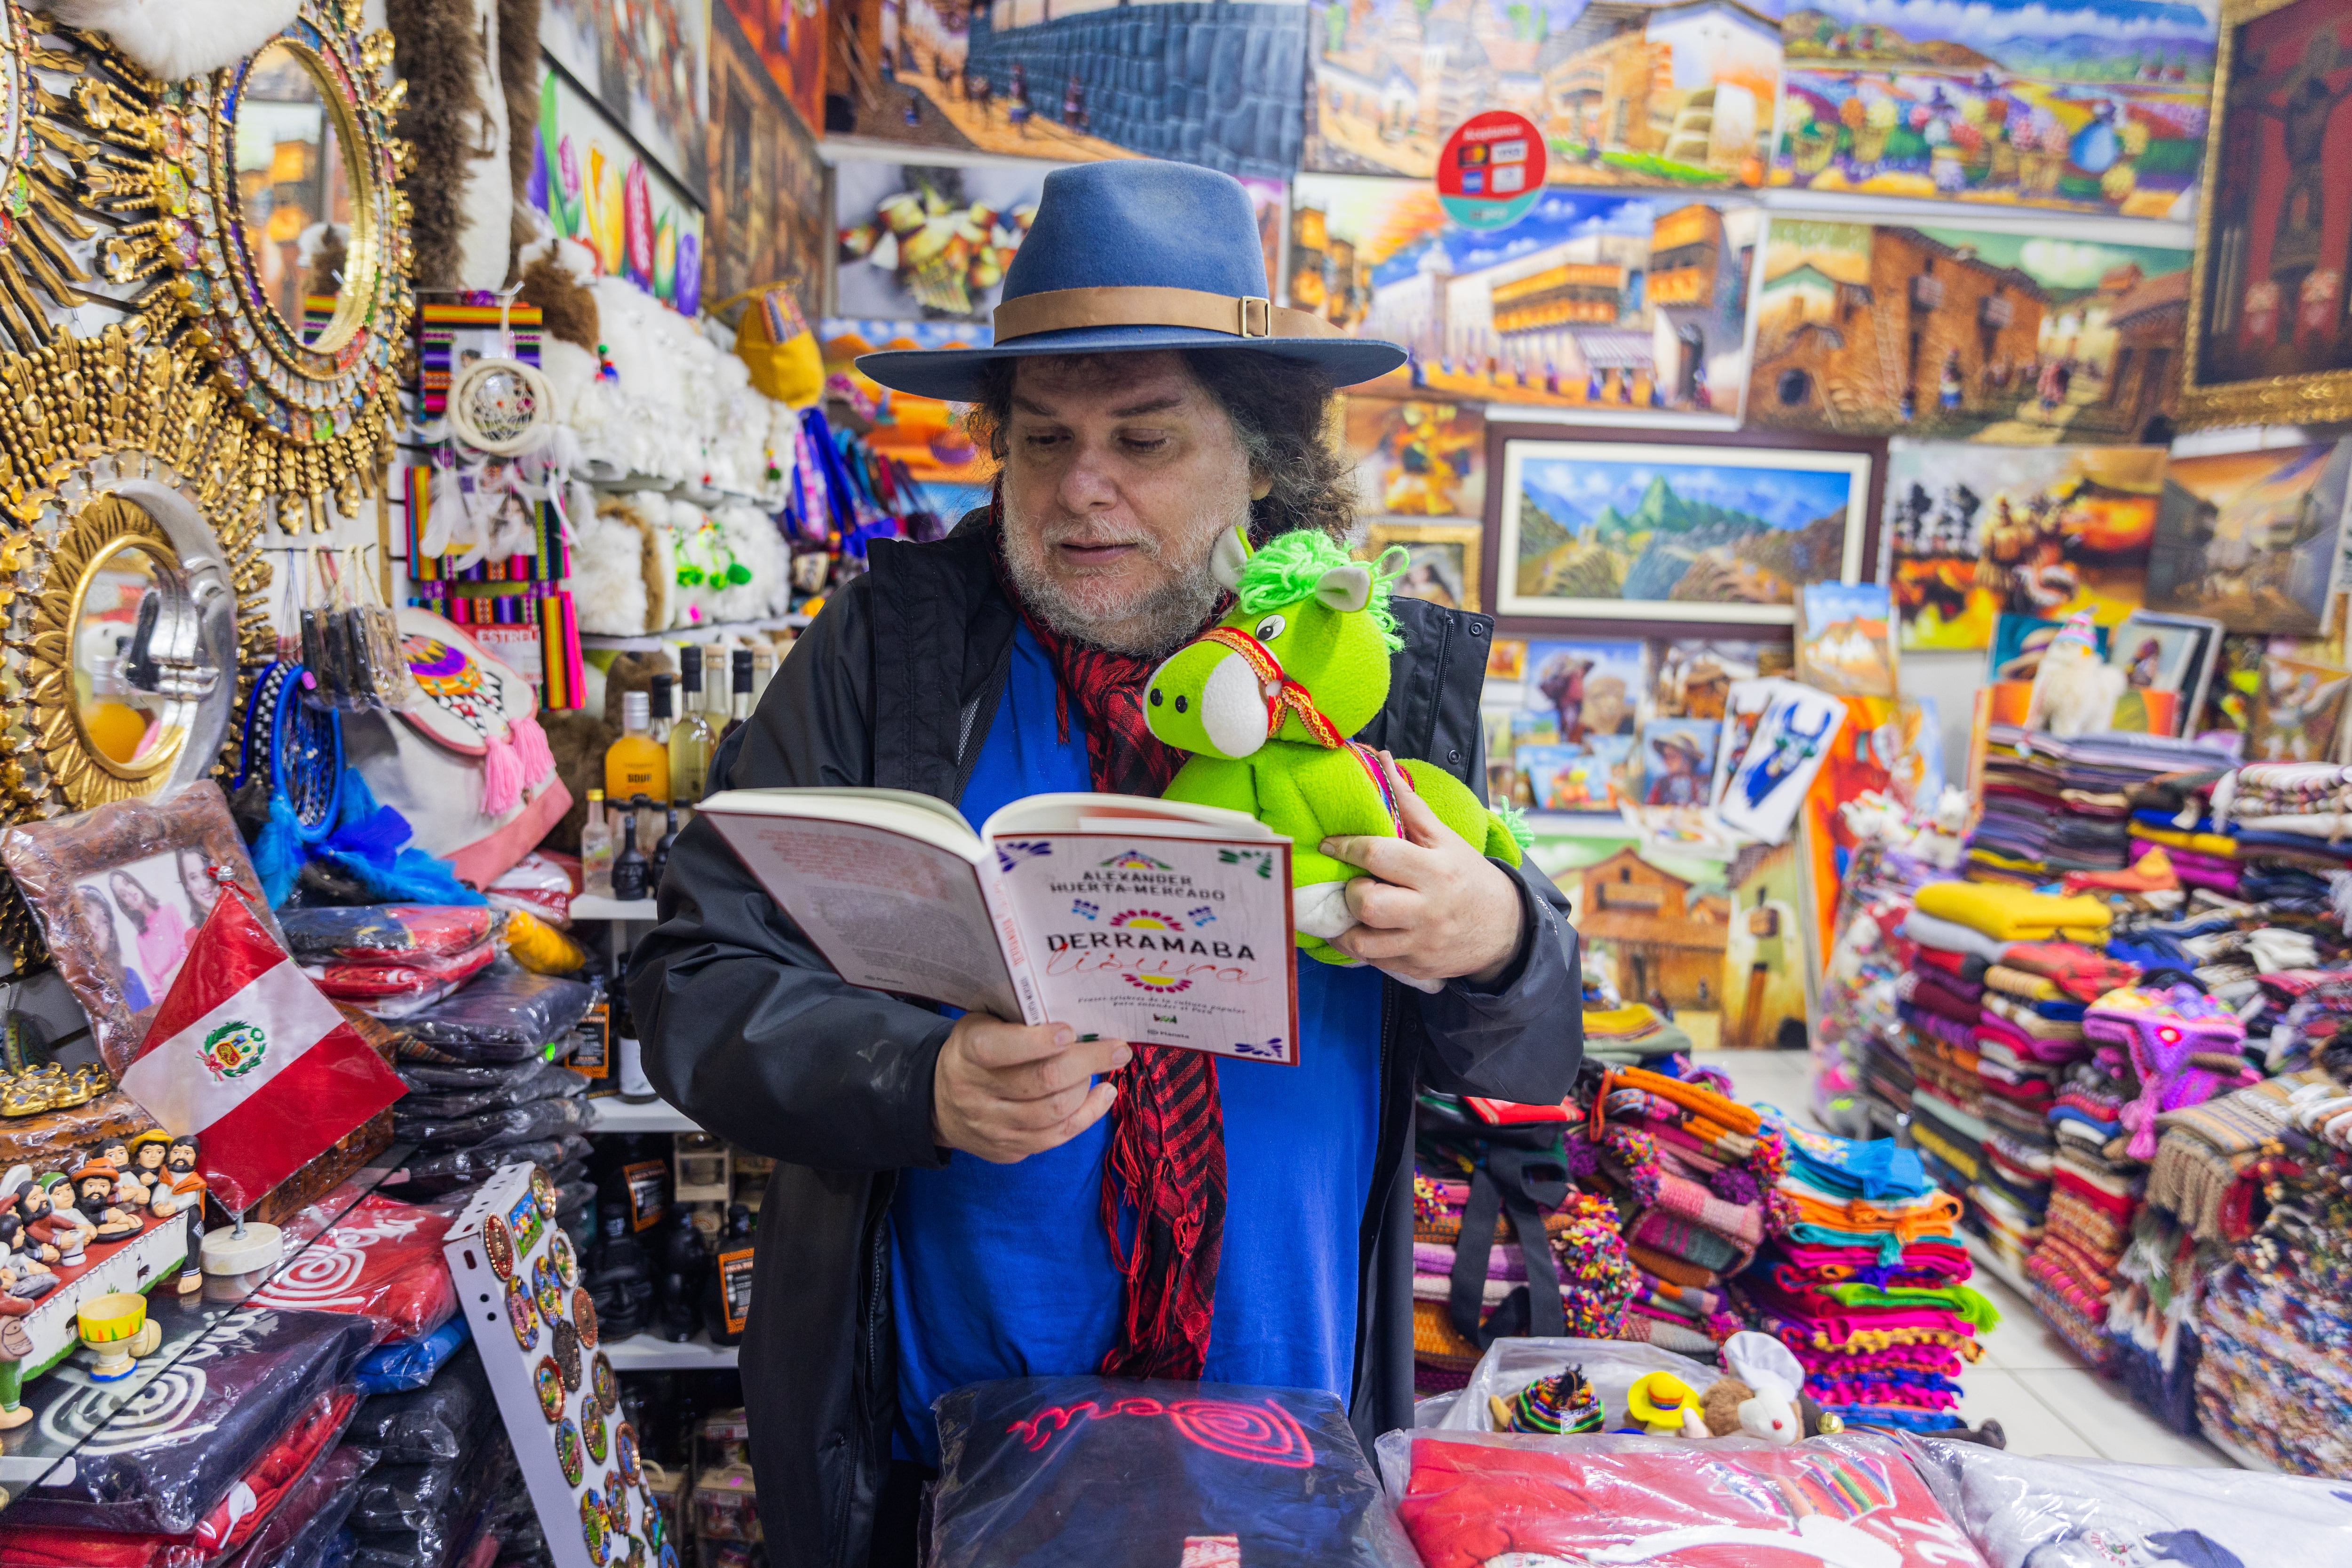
[992,285,1344,345]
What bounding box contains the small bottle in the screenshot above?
[611,796,651,902]
[613,954,657,1103]
[703,645,731,726]
[750,642,776,703]
[720,648,755,744]
[652,804,679,886]
[648,673,676,745]
[669,652,716,804]
[580,788,615,898]
[604,690,668,805]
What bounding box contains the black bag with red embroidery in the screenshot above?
[928,1377,1417,1568]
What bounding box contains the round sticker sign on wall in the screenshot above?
[1436,111,1548,231]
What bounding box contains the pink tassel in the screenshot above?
[509,709,556,782]
[480,731,524,816]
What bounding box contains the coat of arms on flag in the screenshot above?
[124,886,405,1215]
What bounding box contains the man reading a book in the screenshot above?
[630,162,1583,1568]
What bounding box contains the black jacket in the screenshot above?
[628,524,1583,1567]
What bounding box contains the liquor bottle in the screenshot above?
[648,673,675,744]
[669,651,715,804]
[701,644,730,729]
[719,648,755,744]
[580,788,615,898]
[750,642,776,703]
[604,691,667,805]
[611,796,651,902]
[652,804,679,886]
[613,953,658,1104]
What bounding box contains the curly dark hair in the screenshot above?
[961,349,1356,542]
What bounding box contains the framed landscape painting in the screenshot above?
[1495,436,1876,625]
[2182,0,2352,428]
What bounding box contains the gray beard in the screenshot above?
[1001,527,1228,658]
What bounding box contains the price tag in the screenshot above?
[1436,110,1547,230]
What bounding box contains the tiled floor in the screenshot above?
[1700,1049,2238,1470]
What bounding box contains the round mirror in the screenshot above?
[69,533,201,781]
[233,39,364,351]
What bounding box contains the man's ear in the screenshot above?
[1315,564,1373,613]
[1210,527,1251,591]
[1249,471,1272,501]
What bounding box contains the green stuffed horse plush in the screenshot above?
[1144,526,1529,972]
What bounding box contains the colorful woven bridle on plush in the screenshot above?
[1185,623,1404,829]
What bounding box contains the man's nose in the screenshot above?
[1057,441,1121,512]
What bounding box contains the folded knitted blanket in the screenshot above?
[1413,1242,1524,1282]
[1914,881,2113,942]
[2000,941,2141,1001]
[1902,909,2015,964]
[1982,964,2063,1002]
[1915,946,1988,983]
[1741,1303,1987,1360]
[1613,1304,1719,1355]
[1810,1280,2000,1330]
[1627,1209,1747,1275]
[1650,1172,1764,1247]
[1906,973,1988,1027]
[1626,1241,1718,1290]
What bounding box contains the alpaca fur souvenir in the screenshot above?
[519,246,600,354]
[49,0,298,80]
[385,0,509,291]
[2026,611,2125,740]
[573,499,652,636]
[538,708,612,852]
[601,652,676,730]
[1144,528,1528,974]
[712,502,789,623]
[497,0,541,263]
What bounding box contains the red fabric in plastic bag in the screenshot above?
[304,938,497,1002]
[1396,1435,1988,1568]
[247,1194,457,1342]
[0,1390,358,1568]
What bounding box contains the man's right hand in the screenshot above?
[932,1016,1131,1163]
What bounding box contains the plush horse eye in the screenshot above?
[1254,614,1286,642]
[1149,687,1161,706]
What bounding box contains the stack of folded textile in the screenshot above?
[1971,727,2237,883]
[1732,1122,1990,1433]
[1587,1064,1791,1356]
[1577,1001,1693,1065]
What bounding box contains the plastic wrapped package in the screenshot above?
[927,1377,1420,1568]
[1375,1430,1988,1568]
[393,1135,592,1198]
[280,907,503,963]
[9,1307,380,1536]
[306,941,500,1015]
[354,1319,472,1396]
[1901,1434,2352,1567]
[344,1347,491,1463]
[230,1445,375,1568]
[395,1095,593,1153]
[349,1460,471,1535]
[0,1391,358,1568]
[344,1434,515,1568]
[392,963,597,1063]
[248,1195,459,1344]
[1436,1337,1728,1434]
[501,910,586,976]
[482,852,575,928]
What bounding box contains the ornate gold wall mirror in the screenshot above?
[233,37,373,355]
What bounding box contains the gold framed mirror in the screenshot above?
[233,35,377,358]
[65,520,200,783]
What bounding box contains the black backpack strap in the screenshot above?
[1446,1144,1568,1348]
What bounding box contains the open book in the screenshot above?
[696,789,1301,1064]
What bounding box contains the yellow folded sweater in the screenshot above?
[1914,880,2112,942]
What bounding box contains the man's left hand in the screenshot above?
[1320,751,1526,990]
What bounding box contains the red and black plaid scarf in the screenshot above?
[988,526,1226,1381]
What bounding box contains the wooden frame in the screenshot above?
[1482,422,1887,636]
[1364,518,1483,613]
[2181,0,2352,429]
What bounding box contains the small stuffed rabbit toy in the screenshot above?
[1721,1331,1807,1446]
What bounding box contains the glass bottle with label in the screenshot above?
[669,651,716,804]
[719,648,755,744]
[604,691,667,805]
[611,796,652,902]
[580,788,614,898]
[613,954,658,1103]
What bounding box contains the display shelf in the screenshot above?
[590,1097,700,1134]
[572,894,661,922]
[1960,1229,2035,1301]
[599,1331,739,1371]
[580,614,809,653]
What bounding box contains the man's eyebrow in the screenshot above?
[1010,394,1059,417]
[1108,394,1185,417]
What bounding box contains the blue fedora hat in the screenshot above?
[855,161,1406,402]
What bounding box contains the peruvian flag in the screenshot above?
[123,886,405,1214]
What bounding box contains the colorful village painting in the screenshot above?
[1883,444,2161,651]
[1772,0,2217,216]
[1290,176,1759,412]
[1307,0,1784,188]
[1745,220,2192,443]
[1535,837,1812,1050]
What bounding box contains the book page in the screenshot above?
[986,828,1300,1065]
[699,812,1022,1021]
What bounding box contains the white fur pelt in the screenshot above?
[51,0,300,81]
[667,497,728,629]
[571,499,649,637]
[712,502,788,622]
[453,0,512,290]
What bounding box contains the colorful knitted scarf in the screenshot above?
[990,527,1226,1380]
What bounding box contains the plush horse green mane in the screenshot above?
[1144,526,1528,970]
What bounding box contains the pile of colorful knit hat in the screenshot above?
[1732,1121,1989,1434]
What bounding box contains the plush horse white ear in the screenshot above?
[1209,527,1251,592]
[1315,563,1373,613]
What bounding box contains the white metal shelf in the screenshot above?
[589,1097,701,1134]
[580,614,810,653]
[573,894,661,922]
[600,1331,739,1371]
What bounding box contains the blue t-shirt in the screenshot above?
[889,623,1385,1466]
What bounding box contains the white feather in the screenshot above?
[50,0,301,81]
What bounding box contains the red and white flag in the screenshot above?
[124,886,405,1214]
